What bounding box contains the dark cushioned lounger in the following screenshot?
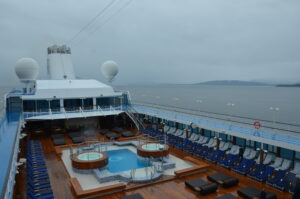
[71,136,84,144]
[68,132,81,138]
[120,193,144,199]
[237,187,277,199]
[113,127,124,133]
[215,193,238,199]
[122,131,134,137]
[207,173,239,188]
[99,130,110,135]
[53,138,66,146]
[51,134,64,139]
[185,178,218,195]
[106,132,120,139]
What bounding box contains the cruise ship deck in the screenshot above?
[13,128,293,199]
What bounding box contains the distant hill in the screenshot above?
[276,83,300,87]
[195,80,270,86]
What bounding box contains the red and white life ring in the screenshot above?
[253,121,261,129]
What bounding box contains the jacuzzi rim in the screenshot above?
[141,143,166,151]
[77,152,103,161]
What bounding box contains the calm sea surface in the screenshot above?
[117,85,300,126]
[1,85,300,126]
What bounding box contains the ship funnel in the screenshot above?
[47,45,75,80]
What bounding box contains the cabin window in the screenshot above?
[295,152,300,160]
[23,100,36,112]
[83,98,93,109]
[204,129,211,137]
[227,135,233,142]
[96,97,111,108]
[236,137,246,147]
[219,133,227,141]
[246,140,255,148]
[36,100,48,112]
[114,97,121,107]
[50,100,60,111]
[64,99,82,110]
[280,148,294,160]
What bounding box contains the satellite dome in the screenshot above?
[15,58,39,81]
[101,60,119,82]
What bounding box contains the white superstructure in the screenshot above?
[12,45,126,121]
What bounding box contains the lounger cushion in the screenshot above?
[106,132,120,139]
[120,193,144,199]
[215,193,238,199]
[207,173,239,188]
[51,134,64,139]
[52,138,66,146]
[237,187,276,199]
[99,130,110,135]
[122,131,134,137]
[68,132,81,138]
[71,136,84,144]
[185,178,218,195]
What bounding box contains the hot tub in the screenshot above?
[137,143,169,158]
[71,151,108,170]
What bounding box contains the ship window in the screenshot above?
[227,135,233,142]
[50,100,60,111]
[96,97,111,108]
[23,100,36,112]
[36,100,48,112]
[280,148,294,160]
[64,99,82,110]
[219,133,227,141]
[83,98,93,109]
[236,137,246,147]
[295,152,300,160]
[204,129,211,137]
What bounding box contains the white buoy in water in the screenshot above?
[101,60,119,82]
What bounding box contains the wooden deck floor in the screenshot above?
[15,132,293,199]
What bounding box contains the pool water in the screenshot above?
[142,143,165,151]
[78,152,103,161]
[106,149,151,173]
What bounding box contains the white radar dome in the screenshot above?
[101,60,119,82]
[15,58,39,81]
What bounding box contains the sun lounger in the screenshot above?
[185,178,218,195]
[52,138,66,146]
[207,173,239,188]
[120,193,144,199]
[122,131,135,137]
[106,132,120,139]
[51,134,64,139]
[237,186,277,199]
[71,136,84,144]
[215,193,238,199]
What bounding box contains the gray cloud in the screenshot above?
[0,0,300,86]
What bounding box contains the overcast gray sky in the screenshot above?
[0,0,300,86]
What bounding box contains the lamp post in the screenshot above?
[269,107,279,129]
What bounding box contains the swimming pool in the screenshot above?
[105,149,151,173]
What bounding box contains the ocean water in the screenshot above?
[117,85,300,126]
[1,85,300,126]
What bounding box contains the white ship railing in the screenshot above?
[23,105,124,119]
[132,104,300,151]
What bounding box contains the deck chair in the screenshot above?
[185,178,218,195]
